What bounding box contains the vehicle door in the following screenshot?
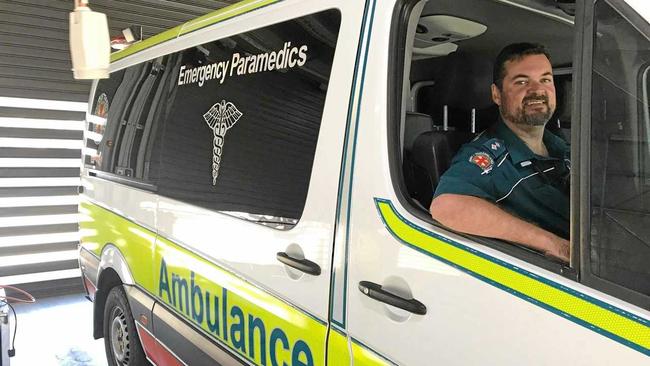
[343,0,650,365]
[149,1,367,365]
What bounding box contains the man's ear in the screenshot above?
[491,83,501,106]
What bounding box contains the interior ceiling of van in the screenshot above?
[419,0,575,66]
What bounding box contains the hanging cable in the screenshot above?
[0,285,36,358]
[0,285,35,304]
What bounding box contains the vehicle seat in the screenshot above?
[402,112,435,208]
[408,51,497,208]
[409,129,471,208]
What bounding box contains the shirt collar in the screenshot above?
[493,119,568,164]
[493,120,534,164]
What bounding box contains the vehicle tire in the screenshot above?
[103,286,149,366]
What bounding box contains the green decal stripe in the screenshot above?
[375,199,650,356]
[110,0,280,63]
[180,0,279,35]
[110,27,181,63]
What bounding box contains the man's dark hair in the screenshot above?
[492,42,551,89]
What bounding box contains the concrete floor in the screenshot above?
[9,293,107,366]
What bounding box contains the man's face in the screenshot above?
[491,54,556,127]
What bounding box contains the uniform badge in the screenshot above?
[469,152,494,175]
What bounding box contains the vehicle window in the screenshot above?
[85,55,179,184]
[157,9,341,229]
[589,0,650,296]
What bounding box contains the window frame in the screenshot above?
[579,0,650,310]
[387,0,577,278]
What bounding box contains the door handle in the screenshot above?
[358,281,427,315]
[276,252,321,276]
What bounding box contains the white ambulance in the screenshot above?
[78,0,650,365]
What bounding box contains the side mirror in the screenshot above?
[69,1,110,79]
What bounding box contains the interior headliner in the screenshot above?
[421,0,575,66]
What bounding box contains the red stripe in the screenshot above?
[83,275,97,299]
[136,325,184,366]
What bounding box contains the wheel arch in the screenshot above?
[93,244,135,339]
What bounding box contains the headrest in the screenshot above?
[436,51,495,111]
[404,112,434,152]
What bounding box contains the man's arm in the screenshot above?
[430,193,569,263]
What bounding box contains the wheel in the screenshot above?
[103,286,149,366]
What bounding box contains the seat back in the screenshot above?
[407,52,496,207]
[403,112,434,153]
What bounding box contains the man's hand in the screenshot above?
[542,236,570,264]
[431,194,570,264]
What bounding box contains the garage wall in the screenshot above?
[0,0,237,297]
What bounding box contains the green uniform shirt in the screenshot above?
[434,120,570,239]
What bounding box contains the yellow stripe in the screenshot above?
[180,0,278,35]
[327,328,351,365]
[110,0,280,63]
[110,27,181,63]
[80,201,326,366]
[351,339,392,366]
[377,200,650,353]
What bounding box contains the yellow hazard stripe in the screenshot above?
[375,199,650,356]
[110,0,280,63]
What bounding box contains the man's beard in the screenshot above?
[500,94,554,127]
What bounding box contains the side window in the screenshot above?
[158,9,341,228]
[85,55,180,185]
[589,0,650,297]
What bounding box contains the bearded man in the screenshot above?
[430,43,571,263]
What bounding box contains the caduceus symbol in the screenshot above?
[202,100,243,185]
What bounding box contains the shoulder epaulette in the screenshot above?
[481,138,507,159]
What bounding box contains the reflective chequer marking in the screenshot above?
[374,198,650,357]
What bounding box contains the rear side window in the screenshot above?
[158,9,342,228]
[85,55,178,185]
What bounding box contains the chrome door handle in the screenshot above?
[358,281,427,315]
[276,252,321,276]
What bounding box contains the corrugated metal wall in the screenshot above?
[0,0,237,297]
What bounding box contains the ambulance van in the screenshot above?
[78,0,650,364]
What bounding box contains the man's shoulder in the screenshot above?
[457,131,508,160]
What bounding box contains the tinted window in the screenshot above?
[158,10,341,228]
[590,0,650,296]
[85,55,179,184]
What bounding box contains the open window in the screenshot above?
[390,0,577,273]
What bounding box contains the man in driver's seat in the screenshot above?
[430,43,570,263]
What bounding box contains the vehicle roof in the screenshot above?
[110,0,280,63]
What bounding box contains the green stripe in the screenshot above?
[375,198,650,356]
[110,27,181,63]
[180,0,279,35]
[110,0,280,63]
